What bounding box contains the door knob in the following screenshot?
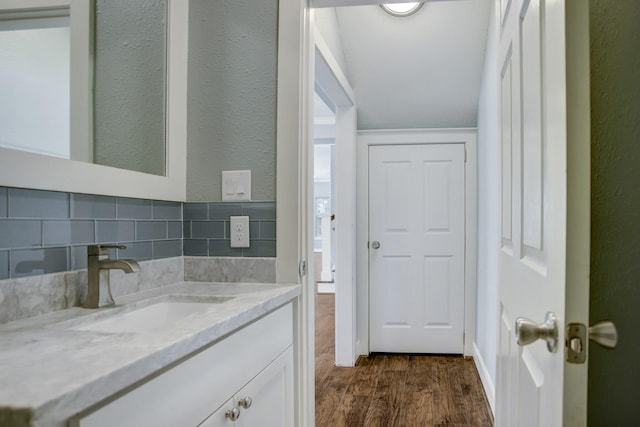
[589,320,618,349]
[371,241,381,249]
[515,312,559,353]
[566,320,618,363]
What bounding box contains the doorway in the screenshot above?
[368,143,466,354]
[313,92,336,295]
[312,26,358,368]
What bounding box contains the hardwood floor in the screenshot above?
[315,293,493,427]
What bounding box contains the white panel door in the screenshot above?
[496,0,590,425]
[369,144,465,354]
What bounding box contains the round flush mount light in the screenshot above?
[380,2,424,17]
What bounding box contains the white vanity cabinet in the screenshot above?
[70,303,294,427]
[201,347,293,427]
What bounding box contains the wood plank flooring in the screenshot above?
[315,293,493,427]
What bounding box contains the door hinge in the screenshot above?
[299,260,307,278]
[464,147,467,163]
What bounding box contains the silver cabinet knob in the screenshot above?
[238,396,252,409]
[371,241,381,250]
[515,311,559,353]
[225,407,241,421]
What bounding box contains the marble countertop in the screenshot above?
[0,281,301,427]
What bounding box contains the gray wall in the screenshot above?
[588,1,640,424]
[187,0,278,201]
[93,0,166,176]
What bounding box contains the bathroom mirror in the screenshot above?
[0,0,186,201]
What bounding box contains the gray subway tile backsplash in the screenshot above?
[0,220,42,249]
[9,188,69,218]
[0,188,7,218]
[192,221,225,239]
[153,201,182,220]
[208,239,243,257]
[11,247,69,278]
[168,221,182,239]
[183,203,207,220]
[43,220,72,246]
[0,250,8,280]
[70,246,88,270]
[117,241,153,262]
[117,198,153,219]
[183,239,208,256]
[242,202,276,220]
[96,220,135,243]
[0,186,276,279]
[249,221,260,239]
[243,240,276,258]
[260,221,276,239]
[184,201,277,258]
[153,239,182,259]
[136,221,167,241]
[43,220,97,246]
[70,221,96,244]
[207,202,243,220]
[71,194,116,219]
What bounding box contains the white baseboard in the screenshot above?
[317,282,335,294]
[472,342,496,414]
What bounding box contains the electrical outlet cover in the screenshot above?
[229,216,250,248]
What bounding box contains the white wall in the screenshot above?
[313,8,350,80]
[474,0,500,412]
[0,25,70,159]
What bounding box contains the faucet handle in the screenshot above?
[88,244,127,256]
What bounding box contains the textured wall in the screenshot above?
[589,1,640,424]
[187,0,277,201]
[93,0,166,176]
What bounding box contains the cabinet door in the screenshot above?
[235,347,294,427]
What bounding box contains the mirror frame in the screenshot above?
[0,0,187,202]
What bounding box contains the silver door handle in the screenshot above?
[371,241,381,250]
[566,320,618,364]
[515,312,559,353]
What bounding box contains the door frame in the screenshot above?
[313,27,358,367]
[356,129,478,357]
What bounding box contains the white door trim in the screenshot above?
[276,1,312,426]
[356,128,478,357]
[314,27,358,367]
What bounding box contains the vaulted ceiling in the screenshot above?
[316,0,491,130]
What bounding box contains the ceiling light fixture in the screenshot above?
[380,2,424,17]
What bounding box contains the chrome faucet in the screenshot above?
[84,244,141,308]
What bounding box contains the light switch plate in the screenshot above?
[222,170,252,201]
[230,216,250,248]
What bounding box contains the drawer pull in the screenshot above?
[225,407,241,421]
[238,396,252,409]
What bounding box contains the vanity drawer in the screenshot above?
[69,303,293,427]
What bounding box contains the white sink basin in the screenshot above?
[69,296,233,333]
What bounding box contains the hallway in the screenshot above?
[315,293,493,426]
